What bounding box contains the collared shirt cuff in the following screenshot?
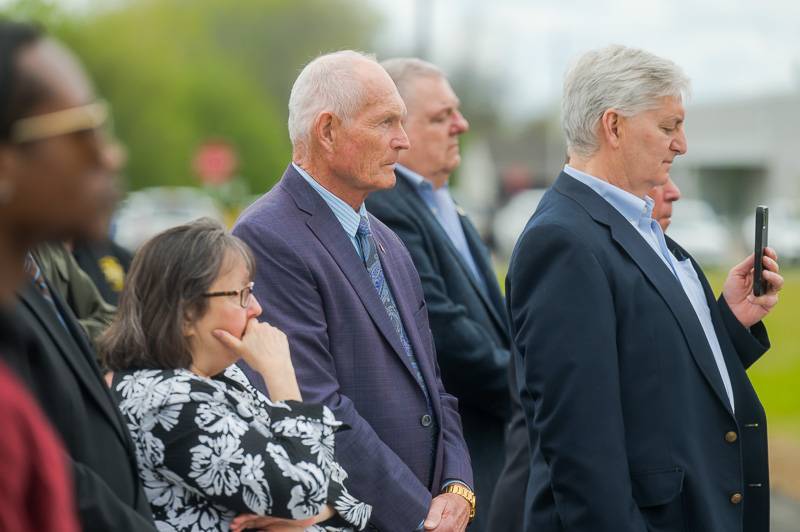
[441,479,472,492]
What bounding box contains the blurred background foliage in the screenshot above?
[3,0,382,192]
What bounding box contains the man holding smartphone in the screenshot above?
[508,45,783,532]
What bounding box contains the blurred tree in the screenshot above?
[3,0,379,194]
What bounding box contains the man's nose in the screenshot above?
[671,129,687,155]
[393,123,411,151]
[452,110,469,135]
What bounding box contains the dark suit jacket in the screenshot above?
[6,282,155,532]
[366,168,511,531]
[507,172,770,532]
[233,165,473,531]
[486,354,529,532]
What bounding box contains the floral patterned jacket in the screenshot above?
[111,365,371,532]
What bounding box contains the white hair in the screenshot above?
[287,50,378,149]
[380,57,444,104]
[561,45,691,158]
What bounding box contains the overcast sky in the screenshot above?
[9,0,800,121]
[367,0,800,119]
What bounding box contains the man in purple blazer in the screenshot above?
[233,50,474,532]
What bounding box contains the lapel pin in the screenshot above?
[378,242,386,254]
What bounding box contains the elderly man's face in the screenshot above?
[618,95,687,195]
[4,39,121,243]
[328,63,409,198]
[398,75,469,188]
[649,177,682,231]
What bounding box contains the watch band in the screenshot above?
[442,483,476,522]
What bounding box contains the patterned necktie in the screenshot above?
[356,217,432,407]
[25,253,68,330]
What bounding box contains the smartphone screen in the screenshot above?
[753,205,769,296]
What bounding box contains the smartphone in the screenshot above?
[753,205,769,296]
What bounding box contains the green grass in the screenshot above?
[497,263,800,438]
[705,268,800,438]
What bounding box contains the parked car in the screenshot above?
[113,187,225,252]
[667,199,732,267]
[492,188,547,260]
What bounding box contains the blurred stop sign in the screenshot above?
[193,140,239,185]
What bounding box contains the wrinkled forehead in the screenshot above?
[352,62,406,114]
[406,74,456,108]
[17,38,96,114]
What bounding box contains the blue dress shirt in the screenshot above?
[397,164,488,294]
[564,165,735,412]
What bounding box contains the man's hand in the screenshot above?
[723,247,783,328]
[423,493,470,531]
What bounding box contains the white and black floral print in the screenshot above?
[112,365,371,532]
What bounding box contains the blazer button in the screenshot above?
[725,431,738,443]
[420,414,433,427]
[730,492,743,505]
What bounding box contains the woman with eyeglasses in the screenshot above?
[100,218,371,532]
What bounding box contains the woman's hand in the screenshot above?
[213,319,302,401]
[229,514,311,532]
[230,505,335,531]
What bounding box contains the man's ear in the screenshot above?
[599,109,623,149]
[314,111,338,154]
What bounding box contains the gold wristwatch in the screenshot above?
[442,483,476,522]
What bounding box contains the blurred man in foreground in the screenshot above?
[234,51,473,531]
[0,20,155,531]
[507,45,782,532]
[367,57,511,531]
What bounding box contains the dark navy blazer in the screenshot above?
[9,284,155,531]
[507,172,770,532]
[233,165,473,531]
[367,169,512,532]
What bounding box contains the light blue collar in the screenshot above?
[563,164,654,226]
[292,162,367,238]
[397,163,436,191]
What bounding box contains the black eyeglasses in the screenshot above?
[202,281,254,308]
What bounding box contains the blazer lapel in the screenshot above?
[555,173,733,415]
[282,167,422,381]
[17,283,135,446]
[458,208,511,340]
[395,172,509,338]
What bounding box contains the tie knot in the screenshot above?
[357,216,371,237]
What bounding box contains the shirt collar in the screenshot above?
[292,162,367,239]
[397,163,436,191]
[563,164,654,226]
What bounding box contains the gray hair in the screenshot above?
[100,218,255,371]
[287,50,378,149]
[380,57,444,104]
[562,45,690,158]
